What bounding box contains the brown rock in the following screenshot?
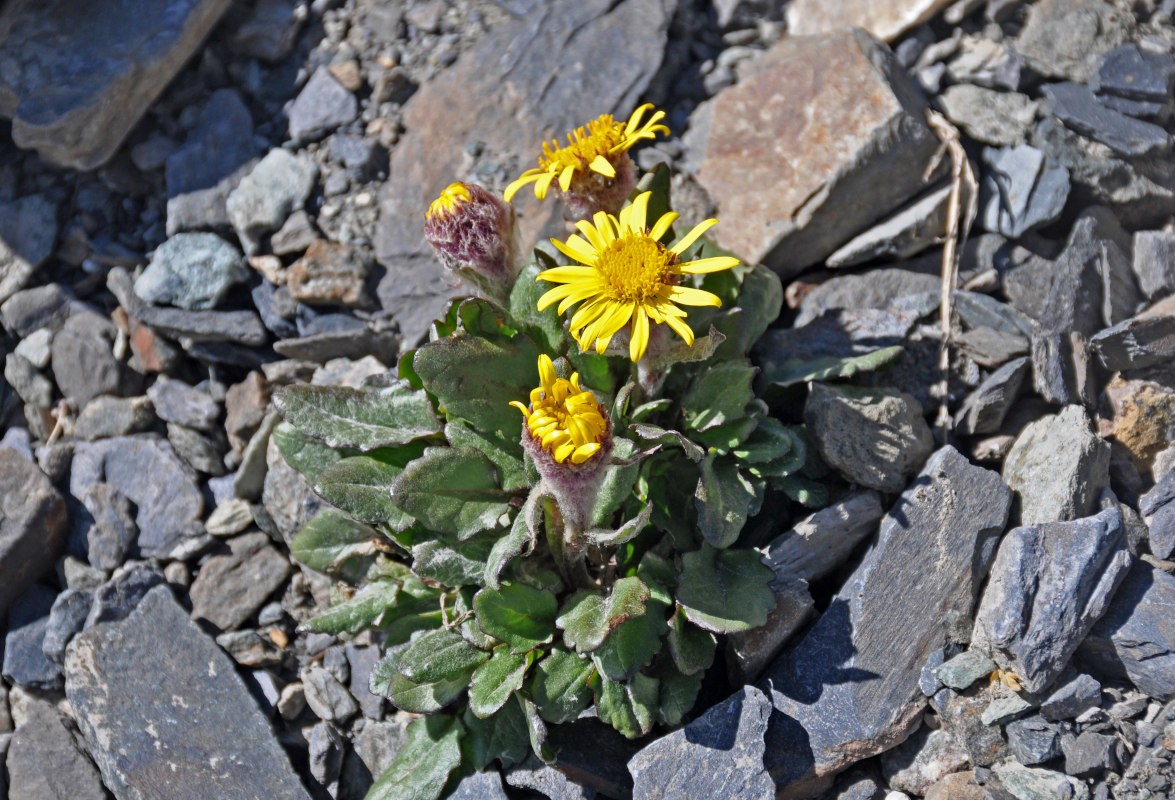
[925,771,987,800]
[0,448,67,619]
[1104,371,1175,474]
[286,239,371,307]
[684,28,941,277]
[225,371,272,455]
[328,60,363,93]
[189,532,291,631]
[786,0,953,42]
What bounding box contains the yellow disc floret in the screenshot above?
[427,182,472,219]
[510,355,608,465]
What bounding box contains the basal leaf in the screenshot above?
[461,700,530,771]
[694,451,756,549]
[589,437,641,527]
[315,455,413,529]
[486,489,541,590]
[272,421,348,484]
[379,579,444,646]
[411,532,498,588]
[386,670,469,713]
[391,447,511,540]
[366,715,462,800]
[595,672,659,739]
[590,598,668,682]
[445,419,526,491]
[677,544,776,633]
[300,579,399,636]
[530,645,596,725]
[587,502,652,549]
[396,628,490,684]
[473,583,557,654]
[656,664,703,727]
[556,577,650,655]
[290,508,376,582]
[518,695,554,762]
[469,646,533,718]
[628,423,705,462]
[681,360,756,433]
[509,257,565,355]
[773,475,831,508]
[731,417,793,463]
[666,608,717,676]
[274,381,441,451]
[760,344,904,389]
[710,264,783,361]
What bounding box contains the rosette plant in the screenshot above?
[273,109,833,800]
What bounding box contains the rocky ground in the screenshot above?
[1,0,1175,798]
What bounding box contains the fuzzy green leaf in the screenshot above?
[485,497,538,590]
[710,264,783,361]
[462,701,530,771]
[378,579,444,646]
[366,715,463,800]
[589,437,641,527]
[695,451,756,549]
[760,344,904,389]
[731,417,794,463]
[518,695,554,762]
[445,420,526,491]
[590,598,668,682]
[290,508,376,582]
[667,609,717,676]
[773,475,831,508]
[386,671,469,714]
[587,502,652,549]
[473,583,557,654]
[272,421,348,484]
[300,579,400,636]
[274,381,441,451]
[314,456,412,529]
[690,414,760,451]
[396,628,490,684]
[628,423,705,462]
[595,672,659,739]
[412,530,497,588]
[556,577,650,654]
[530,645,596,725]
[391,447,511,540]
[656,665,703,727]
[677,544,776,633]
[469,646,533,718]
[681,359,756,433]
[509,257,565,355]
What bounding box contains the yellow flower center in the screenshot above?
[427,182,471,219]
[595,233,675,304]
[510,356,608,465]
[539,115,625,173]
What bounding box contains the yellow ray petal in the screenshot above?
[559,164,577,192]
[549,236,598,267]
[535,171,557,199]
[589,155,616,178]
[503,171,541,202]
[627,191,651,233]
[664,314,695,347]
[666,285,722,307]
[538,354,557,388]
[630,306,650,361]
[649,210,680,241]
[537,264,598,283]
[670,218,719,255]
[575,219,608,252]
[678,256,740,274]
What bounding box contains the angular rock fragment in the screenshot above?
[189,532,291,631]
[1090,304,1175,373]
[938,85,1039,147]
[3,584,62,690]
[0,447,67,618]
[227,149,319,256]
[5,696,106,800]
[935,649,997,691]
[991,761,1090,800]
[979,144,1069,239]
[932,689,1012,768]
[785,0,953,42]
[65,586,313,799]
[1041,673,1102,722]
[1141,468,1175,560]
[879,724,970,796]
[1132,230,1175,300]
[955,357,1030,436]
[826,184,955,267]
[135,233,245,311]
[1013,0,1133,83]
[1005,715,1062,765]
[1043,82,1170,158]
[0,194,59,303]
[288,66,358,144]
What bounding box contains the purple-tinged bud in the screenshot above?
[425,182,521,302]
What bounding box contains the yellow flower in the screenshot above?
[536,192,739,361]
[426,182,472,219]
[510,355,608,465]
[503,104,668,203]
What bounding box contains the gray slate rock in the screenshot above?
[288,66,358,143]
[189,532,291,631]
[82,482,138,570]
[506,755,596,800]
[939,84,1039,146]
[955,357,1030,436]
[0,283,77,337]
[5,697,106,800]
[1080,561,1175,701]
[880,725,970,796]
[825,183,954,267]
[0,447,67,619]
[65,585,313,799]
[345,643,385,720]
[1090,311,1175,373]
[979,144,1070,238]
[1043,82,1170,157]
[759,490,885,583]
[1000,405,1110,526]
[973,506,1132,694]
[50,310,126,406]
[795,268,939,327]
[935,649,998,691]
[135,233,244,310]
[628,685,775,800]
[980,695,1033,726]
[4,352,53,407]
[0,194,59,303]
[84,562,165,629]
[1013,0,1132,82]
[932,689,1013,768]
[0,0,234,169]
[1041,674,1102,721]
[167,423,227,476]
[309,720,344,795]
[1005,716,1063,765]
[1062,731,1119,777]
[760,447,1011,796]
[72,436,204,559]
[805,382,934,493]
[230,0,301,62]
[2,584,62,690]
[147,375,220,431]
[449,769,510,800]
[1093,43,1175,103]
[302,664,359,724]
[227,148,318,256]
[41,588,92,665]
[1140,468,1175,560]
[1132,230,1175,302]
[992,761,1090,800]
[73,395,155,440]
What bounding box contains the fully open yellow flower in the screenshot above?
[536,192,739,361]
[503,105,668,203]
[510,355,609,465]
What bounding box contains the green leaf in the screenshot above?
[518,695,554,762]
[469,646,533,718]
[398,348,423,390]
[413,327,541,436]
[378,579,444,646]
[595,672,660,739]
[589,437,641,527]
[694,451,756,549]
[457,297,517,339]
[590,598,668,681]
[760,344,905,389]
[710,264,783,361]
[556,577,651,654]
[509,256,566,355]
[274,381,441,451]
[411,532,498,588]
[677,544,776,633]
[272,421,347,484]
[666,609,717,676]
[315,455,412,529]
[473,583,557,654]
[530,645,596,724]
[452,586,498,650]
[656,665,703,727]
[396,628,490,684]
[681,360,756,434]
[445,419,526,491]
[587,502,652,548]
[628,423,705,462]
[485,496,538,590]
[300,579,400,636]
[773,475,831,508]
[386,671,469,713]
[690,414,760,451]
[290,508,376,582]
[366,715,463,800]
[731,417,793,463]
[391,447,511,541]
[462,701,530,771]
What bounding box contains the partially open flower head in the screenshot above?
[537,192,740,361]
[504,104,669,218]
[425,181,521,295]
[510,354,610,466]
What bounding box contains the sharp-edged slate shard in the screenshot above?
[1043,82,1171,157]
[65,585,313,800]
[0,447,67,619]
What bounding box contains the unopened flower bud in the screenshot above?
[425,182,521,301]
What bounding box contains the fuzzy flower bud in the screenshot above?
[425,182,521,301]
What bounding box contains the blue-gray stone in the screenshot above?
[1005,715,1063,765]
[135,233,244,311]
[329,133,385,181]
[41,588,92,665]
[84,562,164,629]
[1062,731,1119,777]
[147,375,220,431]
[226,149,318,256]
[955,357,1031,436]
[1140,467,1175,560]
[2,584,62,690]
[974,506,1131,694]
[1043,82,1171,157]
[288,66,358,143]
[1041,674,1102,722]
[936,649,998,691]
[1090,311,1175,373]
[0,447,67,620]
[980,695,1033,726]
[5,696,106,800]
[980,144,1070,238]
[450,769,510,800]
[920,648,946,697]
[1093,44,1175,103]
[992,761,1090,800]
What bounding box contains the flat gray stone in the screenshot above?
[628,686,775,800]
[979,144,1070,239]
[939,84,1040,147]
[135,233,244,311]
[992,761,1089,800]
[1,283,81,337]
[1132,230,1175,300]
[1001,405,1110,526]
[980,695,1033,726]
[50,311,126,406]
[879,724,970,796]
[1005,716,1062,765]
[1062,731,1118,777]
[147,376,220,431]
[5,696,105,800]
[1013,0,1132,82]
[826,184,954,268]
[0,0,235,169]
[0,194,59,303]
[1140,467,1175,560]
[189,532,291,631]
[3,584,62,690]
[1090,309,1175,373]
[73,395,155,441]
[973,507,1132,694]
[0,447,67,619]
[955,357,1030,436]
[795,268,940,327]
[288,66,357,143]
[449,769,509,800]
[302,664,358,724]
[935,649,998,691]
[931,689,1012,768]
[42,588,92,665]
[82,483,138,570]
[65,585,313,799]
[226,148,318,256]
[759,447,1011,796]
[784,0,952,42]
[1043,82,1170,158]
[1041,674,1102,722]
[4,352,53,407]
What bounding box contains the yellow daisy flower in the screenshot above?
[510,355,609,465]
[536,192,740,361]
[503,104,668,204]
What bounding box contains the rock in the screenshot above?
[206,498,254,536]
[1,284,77,337]
[73,395,155,440]
[41,588,92,665]
[13,327,52,368]
[816,770,885,799]
[506,756,595,800]
[1092,43,1175,106]
[785,0,952,41]
[302,664,359,724]
[5,696,106,800]
[167,424,226,477]
[225,370,271,455]
[825,184,954,268]
[980,695,1032,726]
[449,769,510,800]
[924,771,988,800]
[992,761,1090,800]
[1013,0,1132,83]
[147,375,220,431]
[4,352,54,407]
[226,149,319,256]
[375,0,677,347]
[50,311,125,406]
[979,144,1070,239]
[1000,405,1111,526]
[1080,561,1175,701]
[0,195,59,303]
[329,133,385,182]
[235,411,279,502]
[1005,716,1062,765]
[345,643,384,720]
[270,209,319,256]
[932,689,1013,768]
[309,720,344,795]
[805,382,935,493]
[628,685,775,800]
[685,28,941,276]
[1062,731,1119,777]
[288,66,358,143]
[82,483,138,570]
[135,233,244,310]
[1042,82,1170,158]
[920,649,946,697]
[0,448,67,619]
[229,0,301,62]
[65,585,313,798]
[85,562,165,628]
[165,89,258,235]
[1041,674,1102,722]
[1141,468,1175,559]
[1132,231,1175,300]
[272,322,400,364]
[938,85,1039,147]
[216,629,283,667]
[2,585,62,690]
[880,724,970,796]
[973,506,1131,694]
[759,490,885,585]
[935,649,998,691]
[189,532,291,631]
[1091,310,1175,373]
[758,447,1010,797]
[955,357,1030,436]
[727,570,815,685]
[71,436,204,559]
[756,308,916,387]
[286,240,371,308]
